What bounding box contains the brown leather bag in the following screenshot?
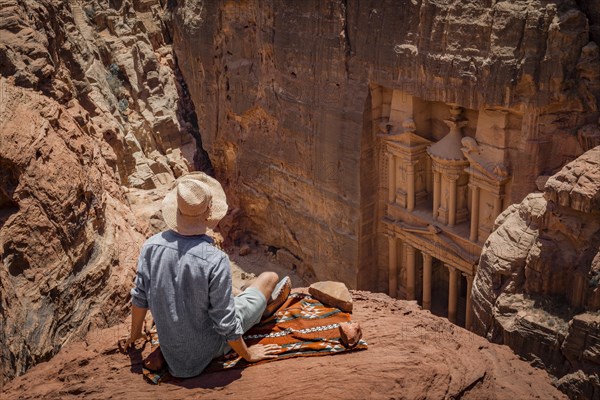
[144,345,166,371]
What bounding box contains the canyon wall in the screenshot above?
[472,147,600,398]
[0,0,204,385]
[2,0,600,392]
[171,0,599,291]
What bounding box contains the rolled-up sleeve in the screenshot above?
[207,256,243,342]
[130,247,149,309]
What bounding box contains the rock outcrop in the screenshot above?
[0,78,147,387]
[170,0,600,292]
[472,147,600,399]
[0,0,208,385]
[309,281,353,312]
[2,291,566,399]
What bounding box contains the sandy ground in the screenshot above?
[2,285,566,400]
[228,244,306,289]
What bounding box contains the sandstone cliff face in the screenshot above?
[0,78,147,385]
[0,0,205,385]
[1,0,599,392]
[1,0,205,187]
[472,147,600,399]
[170,0,600,291]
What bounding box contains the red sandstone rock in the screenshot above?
[0,0,205,385]
[339,321,362,348]
[472,148,600,399]
[171,0,600,294]
[0,78,148,386]
[309,281,353,312]
[545,147,600,213]
[2,1,600,397]
[1,292,566,399]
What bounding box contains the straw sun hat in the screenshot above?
[161,172,228,236]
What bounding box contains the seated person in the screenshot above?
[123,172,290,378]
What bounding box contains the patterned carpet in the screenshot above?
[207,292,368,370]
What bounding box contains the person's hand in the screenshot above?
[118,330,145,353]
[244,344,280,362]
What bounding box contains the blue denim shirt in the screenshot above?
[130,230,243,378]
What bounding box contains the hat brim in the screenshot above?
[161,172,229,236]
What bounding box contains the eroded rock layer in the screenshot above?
[0,0,206,385]
[0,78,148,386]
[472,147,600,399]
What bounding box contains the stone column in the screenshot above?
[422,253,432,310]
[447,265,458,324]
[433,171,440,218]
[426,157,432,194]
[407,163,415,212]
[465,274,474,330]
[388,236,397,298]
[388,151,396,204]
[448,177,457,227]
[406,244,416,300]
[469,185,480,242]
[493,195,503,219]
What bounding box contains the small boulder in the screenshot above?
[339,321,362,348]
[309,281,353,312]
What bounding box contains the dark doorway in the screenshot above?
[430,258,449,319]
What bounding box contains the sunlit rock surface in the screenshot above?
[472,147,600,398]
[171,0,600,292]
[0,0,206,384]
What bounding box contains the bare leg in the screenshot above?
[248,272,279,303]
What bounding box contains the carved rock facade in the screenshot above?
[171,0,600,297]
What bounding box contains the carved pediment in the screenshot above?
[381,118,432,150]
[393,221,480,267]
[388,131,432,147]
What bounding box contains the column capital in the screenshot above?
[422,252,432,262]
